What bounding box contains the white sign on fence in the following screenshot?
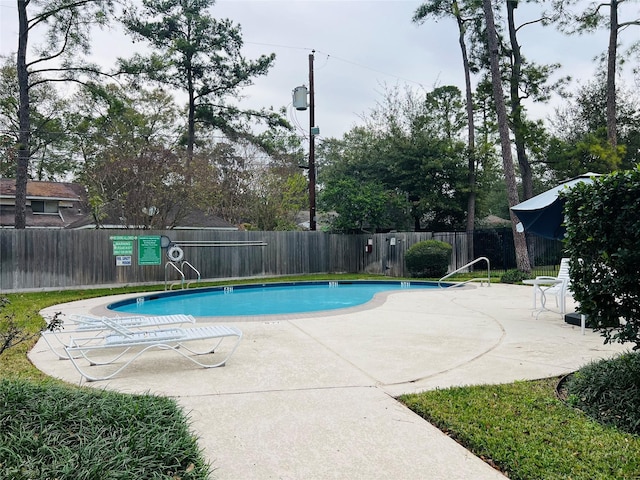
[116,255,132,266]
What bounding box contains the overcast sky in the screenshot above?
[0,0,636,140]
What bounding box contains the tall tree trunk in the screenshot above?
[506,0,533,200]
[15,0,30,229]
[455,5,477,233]
[186,69,195,178]
[482,0,531,273]
[606,0,618,148]
[187,96,195,165]
[184,43,196,185]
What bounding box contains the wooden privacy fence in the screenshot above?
[0,229,564,292]
[0,229,474,292]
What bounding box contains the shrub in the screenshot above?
[405,240,452,278]
[562,169,640,349]
[0,378,211,478]
[566,351,640,435]
[500,269,530,284]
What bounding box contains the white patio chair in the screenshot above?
[41,313,197,360]
[533,258,572,314]
[63,320,242,382]
[69,313,196,331]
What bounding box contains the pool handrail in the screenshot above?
[439,256,491,288]
[182,261,201,289]
[165,262,185,290]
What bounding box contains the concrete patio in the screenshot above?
[30,283,626,479]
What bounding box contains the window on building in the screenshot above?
[31,200,59,214]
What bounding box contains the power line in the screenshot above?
[244,41,427,88]
[244,41,313,53]
[315,50,427,89]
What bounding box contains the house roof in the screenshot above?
[0,179,89,229]
[66,205,238,230]
[0,205,91,228]
[0,179,237,230]
[0,179,85,201]
[175,209,238,230]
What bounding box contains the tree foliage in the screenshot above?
[67,82,190,228]
[87,146,191,229]
[319,85,469,233]
[562,168,640,349]
[546,78,640,180]
[12,0,117,228]
[0,56,73,180]
[4,0,639,235]
[184,135,308,229]
[120,0,281,166]
[245,132,308,230]
[414,0,484,231]
[320,178,404,233]
[551,0,640,149]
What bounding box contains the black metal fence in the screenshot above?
[472,228,565,273]
[0,228,564,292]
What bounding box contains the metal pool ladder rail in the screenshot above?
[165,261,201,290]
[439,256,491,288]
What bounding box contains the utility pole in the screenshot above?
[308,51,316,231]
[291,52,318,231]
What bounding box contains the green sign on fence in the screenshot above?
[138,236,162,266]
[112,240,134,256]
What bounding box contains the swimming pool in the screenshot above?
[109,281,442,317]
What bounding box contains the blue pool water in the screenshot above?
[109,281,440,317]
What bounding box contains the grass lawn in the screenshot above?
[400,377,640,480]
[2,274,639,479]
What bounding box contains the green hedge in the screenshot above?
[562,169,640,350]
[404,240,452,278]
[566,351,640,435]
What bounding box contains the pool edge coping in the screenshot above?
[90,280,474,322]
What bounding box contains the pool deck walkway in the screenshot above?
[31,283,626,479]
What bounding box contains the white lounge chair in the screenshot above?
[532,258,572,314]
[69,313,197,331]
[63,321,242,382]
[41,313,197,360]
